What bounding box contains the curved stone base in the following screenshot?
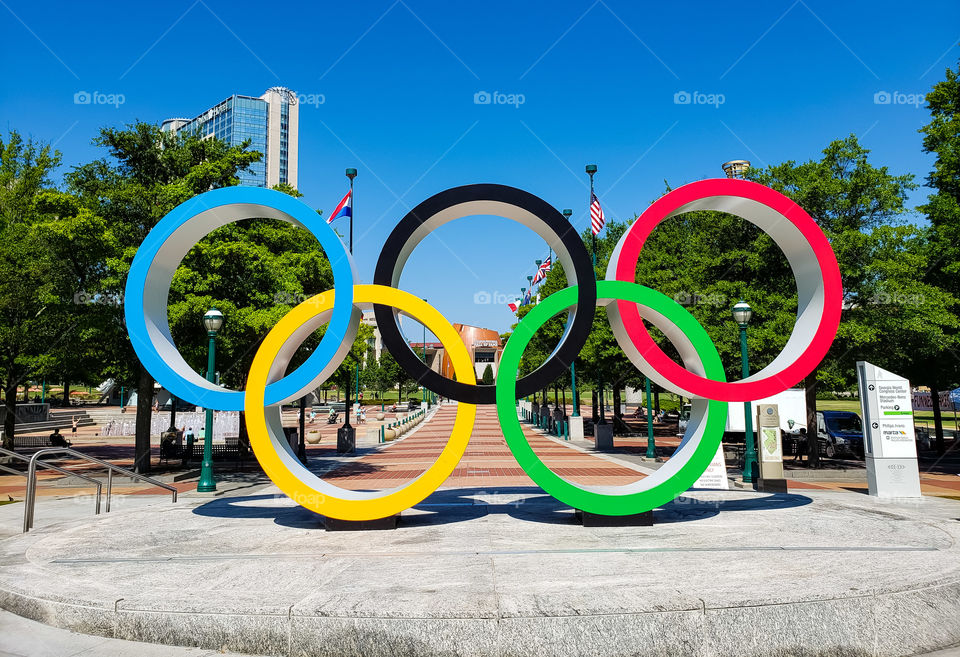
[2,488,959,657]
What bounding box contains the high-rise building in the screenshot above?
[161,87,299,189]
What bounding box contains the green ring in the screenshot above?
[496,280,728,515]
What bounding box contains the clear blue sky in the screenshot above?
[2,0,957,336]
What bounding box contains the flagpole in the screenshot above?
[345,168,357,253]
[338,167,357,457]
[561,208,578,419]
[586,164,597,268]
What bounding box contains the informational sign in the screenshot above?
[755,403,787,492]
[760,427,782,462]
[691,445,729,490]
[861,367,916,459]
[857,361,920,498]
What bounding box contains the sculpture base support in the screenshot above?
[594,422,614,450]
[576,509,653,527]
[866,455,922,498]
[757,478,789,494]
[568,416,584,441]
[323,515,399,531]
[336,425,356,454]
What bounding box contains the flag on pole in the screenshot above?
[590,193,605,235]
[507,298,521,313]
[326,189,352,224]
[532,256,552,285]
[522,288,532,306]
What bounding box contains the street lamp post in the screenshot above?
[298,396,307,464]
[645,376,656,458]
[197,307,223,493]
[733,300,758,483]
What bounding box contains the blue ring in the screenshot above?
[124,186,356,411]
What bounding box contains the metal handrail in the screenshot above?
[23,447,177,533]
[0,446,103,516]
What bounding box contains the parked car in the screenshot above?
[816,410,864,458]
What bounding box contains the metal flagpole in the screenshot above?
[561,208,578,419]
[339,168,357,455]
[586,164,597,267]
[345,168,356,253]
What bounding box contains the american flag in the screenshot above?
[531,256,552,285]
[590,192,605,235]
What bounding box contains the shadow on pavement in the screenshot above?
[655,491,813,524]
[190,487,813,529]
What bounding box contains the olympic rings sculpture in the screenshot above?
[125,180,842,521]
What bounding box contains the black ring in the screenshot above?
[373,183,596,404]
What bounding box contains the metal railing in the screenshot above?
[0,446,104,515]
[16,447,177,533]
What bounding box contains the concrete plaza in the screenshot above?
[1,404,959,656]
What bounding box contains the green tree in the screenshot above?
[0,132,76,447]
[517,221,643,432]
[32,190,119,409]
[68,122,265,471]
[747,135,918,462]
[480,363,494,385]
[378,348,414,401]
[918,58,960,452]
[361,348,378,397]
[329,324,374,403]
[377,350,402,400]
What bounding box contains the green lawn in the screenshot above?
[816,398,959,429]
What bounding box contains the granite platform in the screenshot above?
[1,487,959,657]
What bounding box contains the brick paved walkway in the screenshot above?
[325,403,648,490]
[5,402,960,500]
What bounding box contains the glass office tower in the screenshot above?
[161,87,299,189]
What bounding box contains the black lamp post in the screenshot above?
[733,300,758,483]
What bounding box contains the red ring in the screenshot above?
[610,178,842,401]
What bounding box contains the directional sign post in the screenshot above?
[857,361,921,498]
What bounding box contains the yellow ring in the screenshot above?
[245,284,477,521]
